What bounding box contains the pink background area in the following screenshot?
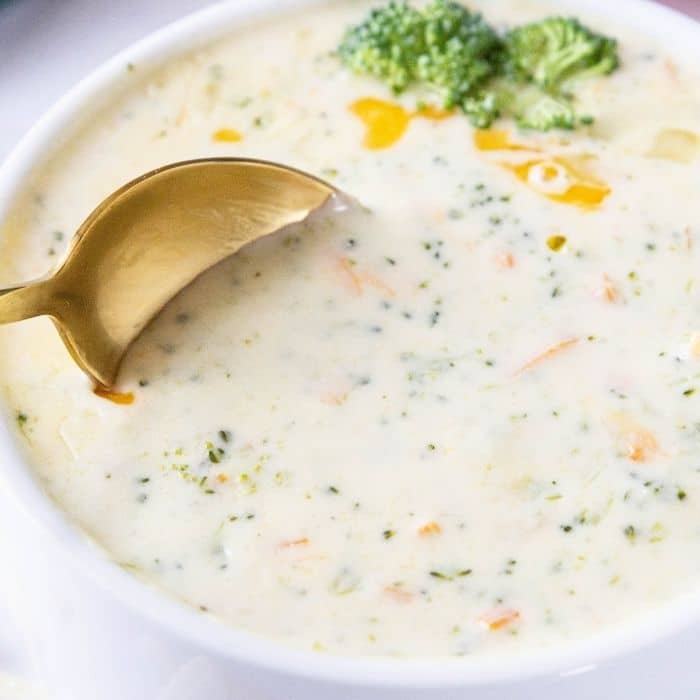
[661,0,700,17]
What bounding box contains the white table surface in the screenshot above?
[0,1,699,698]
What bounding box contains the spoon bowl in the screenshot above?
[0,159,336,387]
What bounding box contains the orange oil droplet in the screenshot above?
[350,98,412,150]
[473,130,610,208]
[93,387,135,405]
[212,127,243,143]
[540,163,560,181]
[473,129,538,152]
[415,104,455,121]
[548,181,610,207]
[505,158,609,208]
[349,98,455,150]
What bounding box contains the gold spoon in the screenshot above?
[0,159,336,388]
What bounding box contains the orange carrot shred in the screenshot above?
[337,257,363,296]
[418,521,442,536]
[610,413,659,463]
[514,338,578,377]
[320,392,348,406]
[595,274,617,303]
[362,270,396,297]
[336,257,395,298]
[279,537,310,549]
[494,251,515,269]
[477,607,520,631]
[383,585,414,603]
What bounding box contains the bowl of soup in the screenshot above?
[1,0,700,698]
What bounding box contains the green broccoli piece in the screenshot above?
[337,1,425,94]
[504,17,619,93]
[503,17,618,130]
[417,0,503,112]
[337,3,620,132]
[338,0,504,127]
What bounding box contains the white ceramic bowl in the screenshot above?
[1,1,699,698]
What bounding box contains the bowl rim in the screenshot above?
[0,0,699,689]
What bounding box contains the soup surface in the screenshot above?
[2,0,700,658]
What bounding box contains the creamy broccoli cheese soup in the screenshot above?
[2,0,700,658]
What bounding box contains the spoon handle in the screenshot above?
[0,282,48,324]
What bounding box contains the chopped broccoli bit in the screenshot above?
[517,93,576,131]
[461,90,503,129]
[337,3,620,131]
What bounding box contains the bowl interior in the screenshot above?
[0,0,699,687]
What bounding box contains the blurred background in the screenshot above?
[0,0,698,161]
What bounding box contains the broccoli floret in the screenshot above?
[503,17,618,130]
[337,3,620,132]
[417,0,503,112]
[338,1,425,94]
[504,17,618,93]
[338,0,504,127]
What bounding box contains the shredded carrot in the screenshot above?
[611,413,659,463]
[93,387,135,405]
[418,521,442,536]
[595,274,617,303]
[362,270,396,297]
[335,257,395,297]
[514,338,578,377]
[279,537,310,549]
[493,251,515,269]
[477,607,520,631]
[383,585,414,603]
[320,391,348,406]
[336,257,363,296]
[216,473,229,483]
